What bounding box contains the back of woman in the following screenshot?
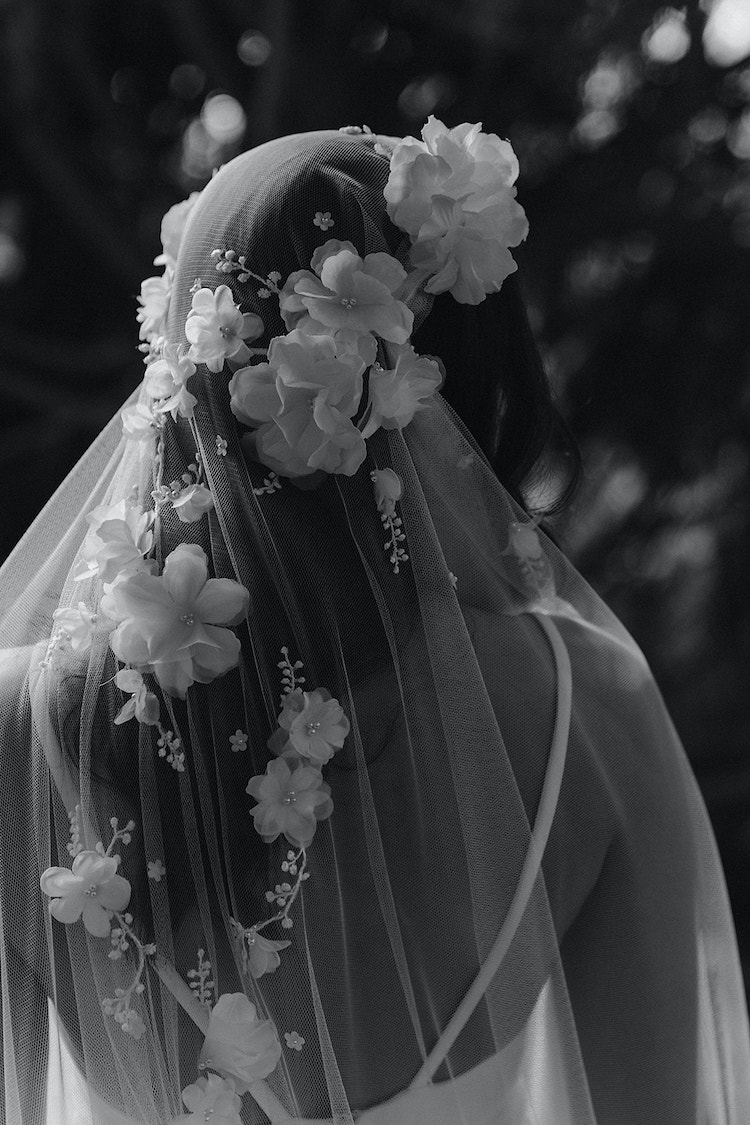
[0,123,747,1125]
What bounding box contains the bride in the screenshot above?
[0,120,748,1124]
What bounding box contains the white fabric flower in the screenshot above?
[144,345,196,397]
[121,402,160,442]
[279,239,413,344]
[147,345,198,420]
[243,929,291,979]
[113,668,160,726]
[40,851,131,938]
[176,1072,242,1125]
[76,500,155,585]
[231,330,363,422]
[101,543,250,699]
[185,285,264,373]
[198,993,282,1091]
[272,688,349,765]
[229,729,247,752]
[52,602,97,652]
[246,758,333,848]
[155,191,202,268]
[361,347,443,437]
[147,859,166,882]
[233,330,368,479]
[384,116,529,304]
[171,483,214,524]
[246,415,366,479]
[370,468,403,517]
[136,269,173,343]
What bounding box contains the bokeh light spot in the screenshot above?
[641,8,691,64]
[397,74,455,119]
[727,107,750,158]
[110,67,143,106]
[703,0,750,67]
[349,22,389,55]
[237,30,272,67]
[169,64,206,100]
[201,93,247,144]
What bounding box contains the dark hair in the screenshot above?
[413,273,582,516]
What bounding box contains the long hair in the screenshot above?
[413,274,582,515]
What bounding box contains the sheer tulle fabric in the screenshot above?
[1,132,748,1124]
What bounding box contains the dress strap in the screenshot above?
[408,613,573,1089]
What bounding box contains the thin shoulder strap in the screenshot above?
[408,613,573,1090]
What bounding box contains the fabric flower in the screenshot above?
[145,345,196,401]
[246,758,333,848]
[361,347,443,437]
[147,859,166,882]
[155,191,202,268]
[384,116,529,304]
[230,330,364,427]
[101,543,250,699]
[245,416,366,479]
[52,602,97,653]
[274,688,349,765]
[185,285,264,373]
[119,1009,146,1039]
[284,1031,305,1051]
[370,468,403,517]
[76,500,155,585]
[176,1073,242,1125]
[171,483,215,523]
[279,239,413,344]
[40,851,132,938]
[234,331,368,479]
[113,668,160,726]
[121,402,161,442]
[313,211,334,230]
[243,929,291,979]
[137,270,173,343]
[229,729,247,752]
[198,993,282,1091]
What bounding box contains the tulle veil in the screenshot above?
[0,129,748,1125]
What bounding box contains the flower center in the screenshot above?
[283,791,297,805]
[181,613,195,626]
[340,296,357,309]
[84,884,98,897]
[306,721,321,736]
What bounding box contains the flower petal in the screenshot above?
[161,544,209,607]
[194,579,250,626]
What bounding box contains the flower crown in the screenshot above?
[40,119,532,1125]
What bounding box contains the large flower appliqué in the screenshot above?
[176,1073,242,1125]
[246,758,333,848]
[137,270,173,343]
[280,240,413,344]
[186,286,264,373]
[268,688,349,765]
[198,993,282,1091]
[75,500,155,586]
[361,346,443,437]
[101,543,250,699]
[155,191,202,269]
[231,330,368,478]
[40,851,132,938]
[384,116,529,304]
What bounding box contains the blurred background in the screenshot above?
[1,0,749,978]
